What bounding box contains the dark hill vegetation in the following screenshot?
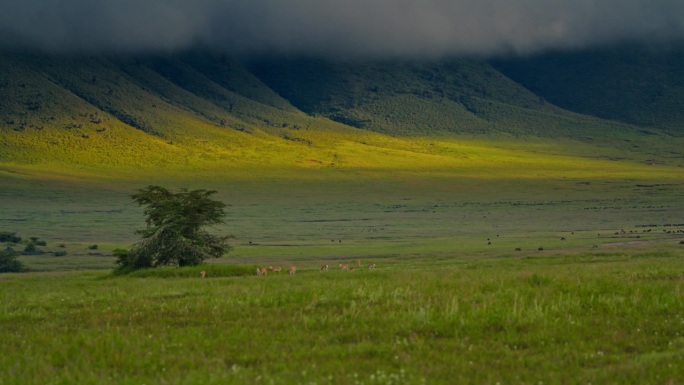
[243,54,684,169]
[247,56,635,139]
[492,43,684,133]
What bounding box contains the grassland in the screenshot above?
[3,128,683,383]
[2,128,684,270]
[1,251,684,384]
[1,130,682,263]
[3,127,683,384]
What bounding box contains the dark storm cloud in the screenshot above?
[1,0,683,56]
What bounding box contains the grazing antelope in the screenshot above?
[289,265,297,275]
[320,264,329,272]
[368,263,376,269]
[349,267,355,272]
[256,267,268,276]
[356,259,361,268]
[269,266,282,273]
[339,263,349,271]
[200,271,206,278]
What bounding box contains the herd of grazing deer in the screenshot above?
[199,259,377,278]
[255,258,376,276]
[255,265,296,276]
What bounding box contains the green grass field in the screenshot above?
[2,134,684,383]
[2,131,684,269]
[1,251,683,384]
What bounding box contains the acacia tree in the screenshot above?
[116,185,233,271]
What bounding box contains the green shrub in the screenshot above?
[0,249,26,273]
[23,243,38,253]
[0,232,22,243]
[26,237,46,246]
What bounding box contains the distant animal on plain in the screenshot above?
[200,271,206,278]
[289,266,297,275]
[339,263,349,271]
[256,267,268,276]
[368,263,376,269]
[320,264,329,272]
[269,266,282,273]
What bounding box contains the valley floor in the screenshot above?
[2,136,684,384]
[1,151,683,271]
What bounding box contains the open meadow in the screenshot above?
[1,251,684,384]
[2,133,684,384]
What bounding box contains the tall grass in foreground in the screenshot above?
[1,253,683,384]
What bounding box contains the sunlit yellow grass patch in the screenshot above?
[2,128,682,186]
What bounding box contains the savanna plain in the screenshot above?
[2,133,684,384]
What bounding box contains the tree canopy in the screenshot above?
[116,185,233,271]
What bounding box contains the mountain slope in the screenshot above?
[247,57,544,135]
[0,53,339,171]
[1,51,683,178]
[247,56,672,144]
[492,43,684,133]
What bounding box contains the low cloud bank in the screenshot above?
[2,0,683,57]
